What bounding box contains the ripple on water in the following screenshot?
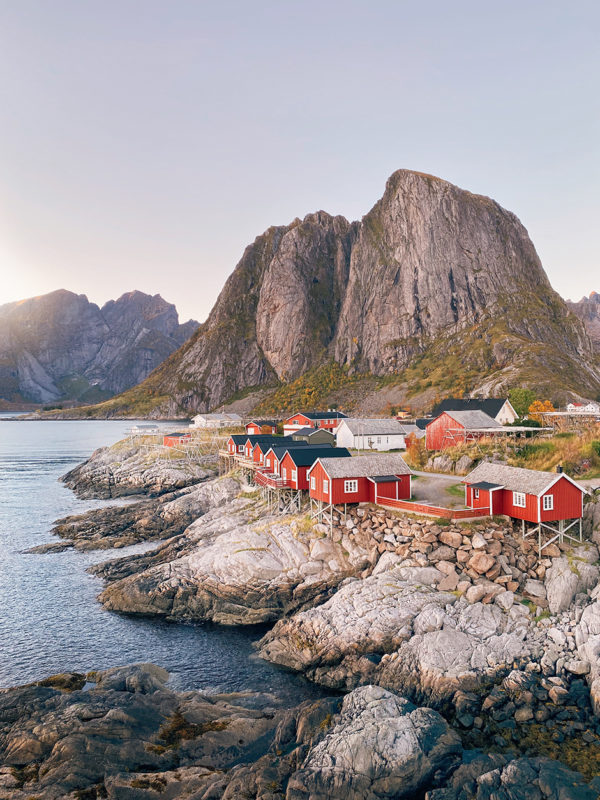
[0,418,324,705]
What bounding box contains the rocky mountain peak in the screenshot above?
[0,289,199,404]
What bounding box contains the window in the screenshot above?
[474,488,480,500]
[292,470,297,483]
[310,476,316,490]
[513,491,526,508]
[282,468,287,480]
[344,479,358,493]
[238,445,244,452]
[377,437,382,444]
[323,479,329,494]
[543,494,554,511]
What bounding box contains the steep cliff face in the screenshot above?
[71,170,600,417]
[0,290,198,404]
[568,293,600,352]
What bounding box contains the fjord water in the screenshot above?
[0,416,321,701]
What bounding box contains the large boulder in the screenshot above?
[286,685,462,800]
[545,546,600,614]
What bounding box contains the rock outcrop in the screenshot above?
[0,289,198,404]
[31,476,242,551]
[61,440,216,499]
[85,170,599,417]
[95,499,379,624]
[2,665,598,800]
[286,685,462,800]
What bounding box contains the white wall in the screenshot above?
[336,423,405,451]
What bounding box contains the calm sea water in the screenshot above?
[0,416,322,702]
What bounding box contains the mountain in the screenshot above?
[567,293,600,353]
[0,290,199,405]
[61,170,600,418]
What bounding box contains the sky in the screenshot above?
[0,0,598,324]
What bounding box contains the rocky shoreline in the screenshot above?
[8,445,600,798]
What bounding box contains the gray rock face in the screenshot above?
[96,498,378,625]
[567,291,600,352]
[106,170,599,417]
[286,685,462,800]
[545,549,600,614]
[0,289,198,403]
[258,566,539,700]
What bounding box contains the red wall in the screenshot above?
[370,475,411,501]
[281,453,310,490]
[246,423,276,435]
[540,477,584,522]
[308,461,332,502]
[264,450,280,474]
[500,489,540,523]
[164,435,190,447]
[426,413,466,450]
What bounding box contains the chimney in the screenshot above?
[556,465,563,473]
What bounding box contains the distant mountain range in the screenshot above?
[0,290,198,405]
[6,171,600,417]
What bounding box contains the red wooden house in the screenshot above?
[425,410,501,450]
[226,434,279,457]
[283,410,348,436]
[245,420,279,435]
[246,436,299,463]
[308,454,412,506]
[163,431,192,447]
[463,463,586,525]
[279,447,351,490]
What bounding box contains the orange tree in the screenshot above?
[528,399,555,423]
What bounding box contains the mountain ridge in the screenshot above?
[0,289,199,405]
[39,170,600,417]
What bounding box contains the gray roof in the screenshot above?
[464,462,579,495]
[314,454,412,479]
[339,418,408,436]
[431,398,512,419]
[442,410,501,429]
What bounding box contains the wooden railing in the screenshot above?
[378,498,489,520]
[255,471,290,489]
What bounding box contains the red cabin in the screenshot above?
[279,447,351,490]
[245,420,278,435]
[425,410,501,450]
[463,463,586,524]
[163,432,191,447]
[283,410,348,436]
[308,454,412,506]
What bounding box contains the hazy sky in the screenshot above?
[1,1,598,324]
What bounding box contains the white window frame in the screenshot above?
[292,469,297,483]
[543,494,554,511]
[323,479,329,494]
[310,476,316,491]
[282,468,287,480]
[238,445,244,453]
[474,488,480,500]
[513,491,526,508]
[344,479,358,494]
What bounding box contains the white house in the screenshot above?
[189,413,243,429]
[335,418,408,452]
[566,402,600,414]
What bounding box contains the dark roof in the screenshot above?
[265,443,322,459]
[470,481,503,490]
[430,398,510,418]
[415,418,433,430]
[292,427,336,438]
[247,419,279,427]
[292,411,348,420]
[253,436,299,450]
[369,475,405,483]
[230,434,289,445]
[165,431,190,437]
[285,447,350,467]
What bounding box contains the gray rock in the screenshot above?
[286,685,462,800]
